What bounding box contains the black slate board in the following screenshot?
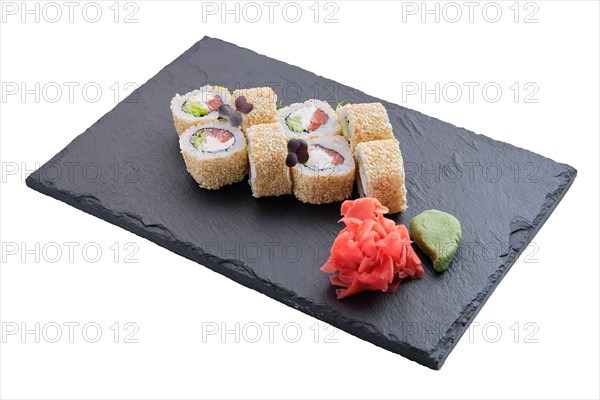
[26,37,576,369]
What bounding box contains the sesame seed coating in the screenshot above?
[179,121,248,190]
[181,146,248,190]
[232,87,278,132]
[337,102,394,151]
[291,136,355,204]
[355,139,407,213]
[246,123,292,197]
[292,167,355,204]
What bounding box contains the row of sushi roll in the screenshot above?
[171,85,408,212]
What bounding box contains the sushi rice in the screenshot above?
[179,120,248,190]
[277,99,341,140]
[171,85,232,135]
[291,136,355,204]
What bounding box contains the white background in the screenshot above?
[1,1,599,399]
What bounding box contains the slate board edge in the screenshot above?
[25,37,579,370]
[25,172,433,368]
[427,168,576,368]
[25,166,576,370]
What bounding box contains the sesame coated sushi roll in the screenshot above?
[290,136,355,204]
[277,99,341,140]
[232,87,277,131]
[354,139,407,213]
[336,102,394,151]
[179,120,248,190]
[171,85,232,135]
[246,123,292,197]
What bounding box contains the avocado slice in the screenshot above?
[285,114,304,133]
[191,129,206,149]
[341,116,350,138]
[182,101,209,117]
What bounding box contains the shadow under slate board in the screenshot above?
[26,37,576,369]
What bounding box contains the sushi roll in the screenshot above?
[354,139,407,213]
[232,87,277,131]
[246,122,292,197]
[171,85,232,135]
[277,99,341,140]
[336,102,394,151]
[291,136,355,204]
[179,120,248,190]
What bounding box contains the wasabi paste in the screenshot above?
[410,210,462,273]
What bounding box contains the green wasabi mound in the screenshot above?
[182,101,209,117]
[410,210,462,273]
